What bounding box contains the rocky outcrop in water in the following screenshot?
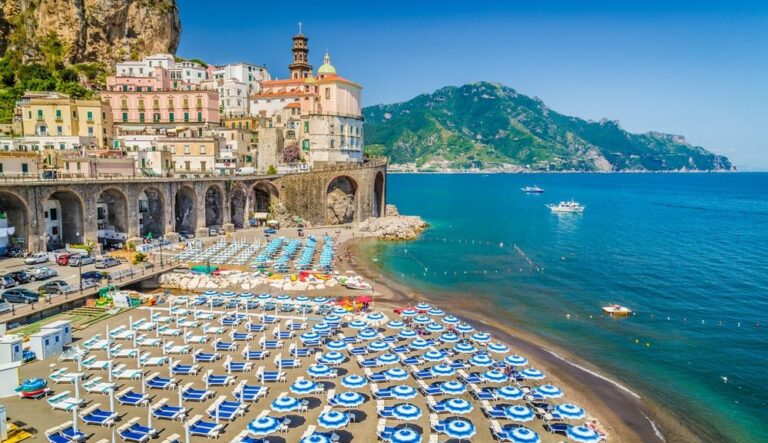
[355,205,427,240]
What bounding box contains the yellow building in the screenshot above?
[19,92,114,149]
[221,116,261,131]
[157,137,224,173]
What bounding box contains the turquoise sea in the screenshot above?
[365,173,768,442]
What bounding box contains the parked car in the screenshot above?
[7,271,31,285]
[38,280,74,295]
[208,227,220,236]
[0,275,18,289]
[94,257,120,269]
[24,252,49,265]
[178,231,195,241]
[27,266,58,281]
[69,254,95,266]
[81,271,110,282]
[56,253,72,266]
[264,227,277,234]
[2,288,40,304]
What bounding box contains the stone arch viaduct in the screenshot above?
[0,159,387,252]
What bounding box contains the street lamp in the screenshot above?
[76,232,82,291]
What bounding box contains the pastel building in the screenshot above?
[114,54,207,89]
[204,63,271,117]
[101,90,220,127]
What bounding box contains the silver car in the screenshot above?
[69,254,95,266]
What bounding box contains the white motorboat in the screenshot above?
[521,186,545,193]
[546,200,585,213]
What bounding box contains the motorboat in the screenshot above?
[342,276,373,291]
[521,186,545,193]
[546,200,585,213]
[602,304,632,316]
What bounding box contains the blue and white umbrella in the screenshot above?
[290,379,318,395]
[470,332,491,343]
[221,291,237,297]
[314,297,329,304]
[388,428,422,443]
[307,364,334,378]
[408,339,431,350]
[301,434,332,443]
[332,307,349,316]
[425,322,445,333]
[422,350,445,362]
[333,391,365,408]
[443,418,476,440]
[555,403,585,420]
[271,395,302,412]
[439,332,460,343]
[247,416,281,436]
[505,405,535,422]
[504,354,529,366]
[340,374,368,389]
[455,323,475,334]
[391,403,422,421]
[428,308,445,317]
[520,368,545,380]
[534,384,563,398]
[400,308,418,317]
[300,332,320,342]
[507,427,541,443]
[387,320,406,329]
[384,368,410,381]
[391,385,418,399]
[319,352,346,365]
[415,302,431,310]
[367,312,385,322]
[470,354,495,367]
[276,295,291,301]
[398,329,418,339]
[325,315,342,324]
[442,398,473,415]
[429,364,456,377]
[257,294,272,300]
[317,410,350,429]
[453,342,476,354]
[487,342,510,354]
[566,426,601,443]
[481,369,508,383]
[376,353,401,365]
[295,295,310,302]
[440,380,466,395]
[368,341,390,352]
[413,315,431,324]
[358,329,379,340]
[313,323,331,332]
[348,319,369,330]
[496,385,524,400]
[325,340,347,351]
[203,290,218,296]
[442,315,460,325]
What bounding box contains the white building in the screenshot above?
[116,54,207,85]
[171,60,208,85]
[212,63,270,92]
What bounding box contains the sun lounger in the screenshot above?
[45,430,73,443]
[458,369,482,384]
[233,381,268,402]
[357,355,380,368]
[49,368,84,384]
[203,324,227,335]
[480,400,508,419]
[247,323,266,332]
[82,376,116,394]
[177,319,199,328]
[116,388,150,406]
[171,362,199,375]
[185,332,209,344]
[448,359,469,369]
[224,359,253,372]
[469,383,496,400]
[230,331,253,341]
[47,391,84,411]
[187,415,225,439]
[164,342,191,354]
[137,336,163,347]
[146,372,177,390]
[112,329,135,341]
[256,367,286,383]
[58,423,87,442]
[151,399,187,421]
[426,396,447,413]
[544,422,569,435]
[80,404,118,427]
[376,400,395,418]
[258,336,283,349]
[194,349,221,363]
[418,380,443,396]
[214,339,238,352]
[365,368,388,383]
[139,352,168,367]
[430,414,447,433]
[204,370,236,387]
[158,325,182,337]
[181,383,214,402]
[83,336,111,351]
[243,347,269,360]
[370,383,393,399]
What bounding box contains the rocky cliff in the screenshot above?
[0,0,180,67]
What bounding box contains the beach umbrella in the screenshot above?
[408,339,431,350]
[534,384,563,398]
[300,331,321,342]
[439,332,460,343]
[295,295,310,302]
[276,294,290,301]
[325,340,347,351]
[358,329,379,340]
[317,410,350,429]
[332,307,349,316]
[442,315,460,325]
[520,368,545,380]
[496,385,524,401]
[413,315,431,325]
[257,294,272,300]
[384,368,410,381]
[333,391,366,408]
[391,403,422,421]
[271,395,302,412]
[415,302,431,310]
[367,312,385,322]
[566,426,601,443]
[307,364,333,378]
[319,352,346,365]
[386,320,406,329]
[442,398,473,415]
[340,374,368,389]
[439,380,466,395]
[487,342,510,354]
[301,435,332,443]
[444,418,476,440]
[428,308,445,317]
[506,427,541,443]
[470,332,491,343]
[481,369,509,383]
[504,354,529,367]
[422,350,445,362]
[325,315,342,324]
[376,353,401,366]
[388,428,422,443]
[367,341,390,352]
[455,323,475,334]
[221,291,236,297]
[290,379,319,395]
[203,290,218,297]
[348,319,369,330]
[313,323,331,333]
[71,406,79,433]
[429,364,455,377]
[391,385,418,400]
[555,404,586,420]
[247,416,281,436]
[400,308,418,317]
[505,405,535,422]
[453,342,476,354]
[397,329,417,340]
[109,388,115,412]
[314,297,329,304]
[470,354,495,367]
[425,322,445,333]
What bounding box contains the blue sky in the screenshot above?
[178,1,768,169]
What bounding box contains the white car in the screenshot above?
[24,252,49,265]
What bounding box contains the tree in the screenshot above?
[267,165,277,175]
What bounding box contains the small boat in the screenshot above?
[15,378,50,399]
[342,277,373,291]
[602,304,632,316]
[546,200,585,213]
[521,186,545,193]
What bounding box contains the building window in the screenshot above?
[37,109,43,119]
[153,113,161,122]
[86,111,93,121]
[56,126,62,136]
[50,208,58,221]
[200,144,206,154]
[302,139,309,151]
[122,112,128,122]
[0,163,3,174]
[88,127,94,136]
[184,145,190,154]
[197,112,202,122]
[121,99,128,109]
[325,88,331,99]
[304,121,309,132]
[77,162,81,171]
[169,112,174,122]
[139,112,145,123]
[331,139,335,149]
[200,161,206,171]
[184,112,189,122]
[185,161,191,171]
[20,163,28,174]
[55,109,62,120]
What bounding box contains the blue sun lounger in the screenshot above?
[418,382,443,396]
[349,346,368,356]
[469,385,496,401]
[182,385,213,402]
[234,383,268,402]
[401,355,422,366]
[152,403,186,421]
[481,403,508,419]
[544,422,569,435]
[390,345,409,353]
[214,340,237,352]
[81,407,118,426]
[381,334,398,343]
[119,427,150,442]
[117,389,149,406]
[188,416,224,438]
[411,368,435,380]
[59,425,87,442]
[146,374,176,390]
[205,373,234,386]
[258,370,285,383]
[277,358,301,369]
[358,358,379,368]
[171,363,199,375]
[372,386,393,399]
[366,370,388,383]
[377,405,395,418]
[247,323,266,332]
[261,315,277,323]
[459,371,483,384]
[243,349,268,360]
[46,431,70,443]
[449,359,470,369]
[231,332,252,341]
[225,360,252,372]
[290,346,314,357]
[194,350,220,363]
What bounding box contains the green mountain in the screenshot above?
[363,82,732,171]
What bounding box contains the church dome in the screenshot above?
[318,51,336,76]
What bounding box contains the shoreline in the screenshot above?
[341,237,700,443]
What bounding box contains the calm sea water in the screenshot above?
[365,173,768,442]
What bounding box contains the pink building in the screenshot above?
[101,90,220,126]
[106,67,171,92]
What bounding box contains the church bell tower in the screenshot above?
[289,23,313,79]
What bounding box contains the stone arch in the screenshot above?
[174,185,197,233]
[251,181,280,213]
[326,175,358,225]
[204,184,224,228]
[44,189,85,249]
[139,186,165,238]
[373,171,385,217]
[0,191,29,252]
[97,188,129,240]
[230,184,247,229]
